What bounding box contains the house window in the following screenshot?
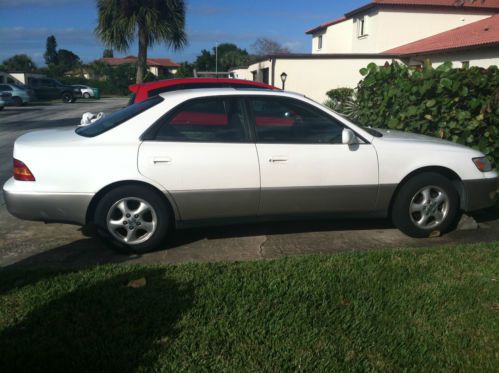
[358,17,367,37]
[318,35,323,50]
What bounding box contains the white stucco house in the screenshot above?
[231,0,499,102]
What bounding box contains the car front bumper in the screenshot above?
[462,177,498,212]
[3,178,93,225]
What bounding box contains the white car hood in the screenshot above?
[374,129,467,149]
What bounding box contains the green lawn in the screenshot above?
[0,243,498,372]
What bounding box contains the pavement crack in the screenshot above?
[258,235,268,258]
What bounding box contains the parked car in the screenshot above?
[0,91,12,110]
[0,83,32,106]
[72,85,96,99]
[26,77,82,103]
[128,78,277,105]
[3,89,497,253]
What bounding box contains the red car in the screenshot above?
[128,78,277,105]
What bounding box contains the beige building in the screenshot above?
[232,0,499,102]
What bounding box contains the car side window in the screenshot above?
[154,97,249,143]
[42,79,55,87]
[248,97,344,144]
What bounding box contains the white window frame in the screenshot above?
[318,35,323,50]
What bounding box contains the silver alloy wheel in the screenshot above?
[409,185,449,230]
[106,197,158,245]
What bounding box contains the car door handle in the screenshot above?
[269,157,289,163]
[152,157,172,165]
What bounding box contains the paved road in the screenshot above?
[0,99,498,269]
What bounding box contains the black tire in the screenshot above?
[391,172,459,238]
[70,98,77,103]
[61,92,73,103]
[12,96,23,106]
[83,92,90,99]
[94,185,171,253]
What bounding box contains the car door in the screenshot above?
[138,96,260,221]
[247,96,379,215]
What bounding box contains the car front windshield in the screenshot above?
[76,96,163,137]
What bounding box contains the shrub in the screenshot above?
[354,61,499,163]
[324,87,358,120]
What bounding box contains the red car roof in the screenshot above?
[129,78,276,94]
[128,78,278,104]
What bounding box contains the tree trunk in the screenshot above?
[136,25,148,84]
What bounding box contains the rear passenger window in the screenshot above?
[155,97,249,143]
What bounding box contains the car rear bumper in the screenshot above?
[462,177,498,212]
[3,179,93,225]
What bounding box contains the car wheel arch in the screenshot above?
[387,166,464,217]
[85,180,178,226]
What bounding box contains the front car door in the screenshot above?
[138,96,260,221]
[247,96,379,216]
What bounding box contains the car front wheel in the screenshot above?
[62,92,73,103]
[83,92,91,99]
[94,185,171,253]
[391,172,459,238]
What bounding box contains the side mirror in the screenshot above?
[342,128,357,145]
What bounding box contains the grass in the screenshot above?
[0,243,498,372]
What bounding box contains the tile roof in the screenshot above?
[99,56,179,68]
[305,17,347,35]
[384,14,499,55]
[307,0,499,34]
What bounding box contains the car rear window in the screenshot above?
[76,96,163,137]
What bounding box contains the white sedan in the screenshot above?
[3,89,497,252]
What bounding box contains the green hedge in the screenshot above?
[351,61,499,163]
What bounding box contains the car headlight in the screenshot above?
[473,157,492,172]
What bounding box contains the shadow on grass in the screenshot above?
[0,268,192,372]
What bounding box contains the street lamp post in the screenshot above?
[280,72,288,90]
[215,42,219,76]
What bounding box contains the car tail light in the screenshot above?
[13,159,35,181]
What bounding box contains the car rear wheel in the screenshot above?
[62,92,73,103]
[12,96,23,106]
[94,185,171,253]
[391,172,459,238]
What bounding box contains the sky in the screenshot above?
[0,0,367,66]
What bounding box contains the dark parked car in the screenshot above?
[27,77,82,103]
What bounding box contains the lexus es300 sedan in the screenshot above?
[3,89,497,252]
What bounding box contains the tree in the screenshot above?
[103,49,114,58]
[194,43,252,72]
[57,49,80,70]
[251,38,290,56]
[2,54,37,72]
[44,35,58,65]
[174,61,194,78]
[96,0,187,84]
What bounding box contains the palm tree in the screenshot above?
[96,0,187,83]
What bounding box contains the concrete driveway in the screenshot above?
[1,99,498,269]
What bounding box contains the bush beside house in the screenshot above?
[330,62,499,163]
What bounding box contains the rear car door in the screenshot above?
[247,96,379,215]
[138,96,260,221]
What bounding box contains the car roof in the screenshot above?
[157,87,305,101]
[129,78,276,93]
